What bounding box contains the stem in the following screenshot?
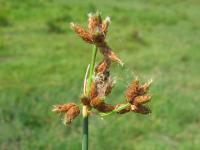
[86,45,98,95]
[82,45,98,150]
[82,106,88,150]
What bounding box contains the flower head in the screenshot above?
[71,12,123,65]
[124,79,152,114]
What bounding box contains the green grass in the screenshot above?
[0,0,200,149]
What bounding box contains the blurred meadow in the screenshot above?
[0,0,200,149]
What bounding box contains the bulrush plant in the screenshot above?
[52,12,153,150]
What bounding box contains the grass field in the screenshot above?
[0,0,200,149]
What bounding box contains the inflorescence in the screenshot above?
[52,12,152,125]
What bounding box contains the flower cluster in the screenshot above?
[70,12,123,65]
[116,79,152,114]
[52,12,152,125]
[52,103,80,125]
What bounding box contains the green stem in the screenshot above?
[82,45,98,150]
[86,45,98,95]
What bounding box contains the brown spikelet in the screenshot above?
[63,105,80,124]
[88,13,102,33]
[95,59,111,74]
[125,79,140,103]
[134,95,151,105]
[98,43,123,65]
[52,103,76,113]
[131,104,151,114]
[96,103,114,112]
[90,97,114,112]
[80,95,91,106]
[115,104,131,114]
[70,23,93,44]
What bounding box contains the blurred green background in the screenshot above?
[0,0,200,149]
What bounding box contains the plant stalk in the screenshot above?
[82,45,98,150]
